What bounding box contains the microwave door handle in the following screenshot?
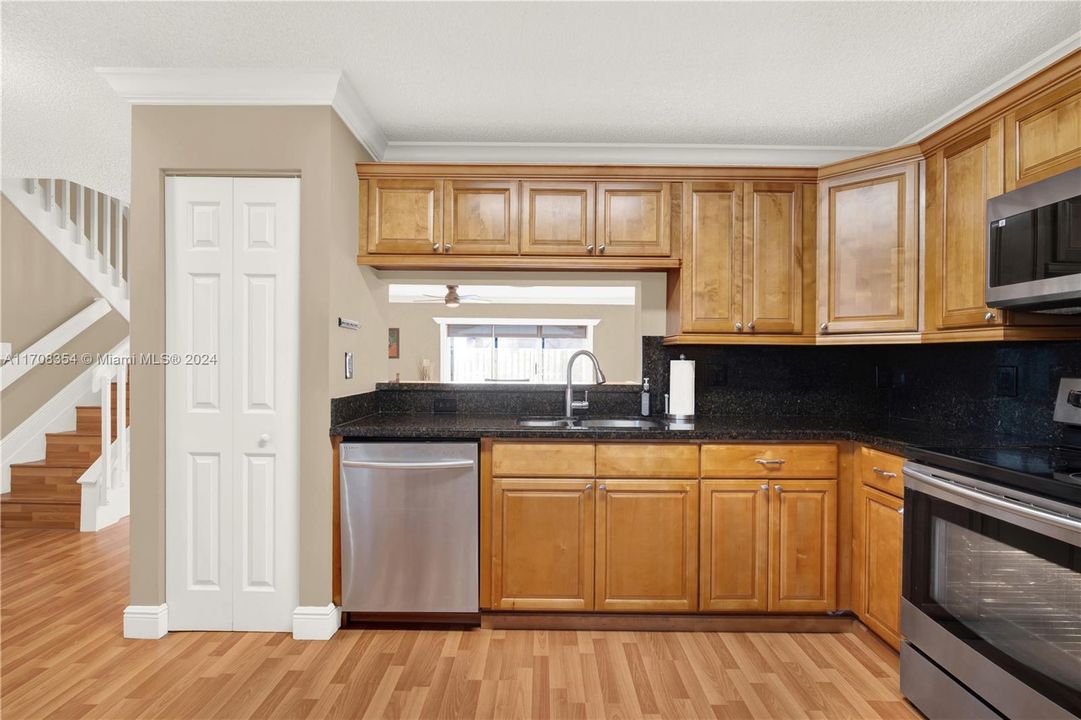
[342,459,475,470]
[904,465,1081,546]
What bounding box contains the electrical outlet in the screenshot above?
[434,398,458,414]
[875,366,893,389]
[995,365,1018,397]
[703,361,727,387]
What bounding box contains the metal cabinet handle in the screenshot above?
[432,242,442,252]
[586,244,595,254]
[872,466,898,479]
[755,458,785,466]
[984,311,995,322]
[819,322,828,332]
[747,321,755,331]
[598,244,606,254]
[444,243,453,252]
[760,483,768,491]
[735,322,743,332]
[598,484,606,491]
[898,507,905,515]
[585,483,593,491]
[774,485,783,492]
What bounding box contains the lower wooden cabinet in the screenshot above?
[491,478,594,611]
[770,480,838,612]
[700,480,769,611]
[857,486,904,649]
[595,480,698,612]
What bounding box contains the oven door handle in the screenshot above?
[904,465,1081,546]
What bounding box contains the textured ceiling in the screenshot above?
[3,1,1079,199]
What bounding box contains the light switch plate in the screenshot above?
[344,352,353,380]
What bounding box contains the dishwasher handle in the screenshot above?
[342,459,475,471]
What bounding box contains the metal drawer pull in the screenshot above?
[760,483,768,491]
[872,466,898,479]
[898,507,904,515]
[585,483,592,490]
[755,458,786,466]
[775,485,783,492]
[431,242,441,252]
[599,484,606,491]
[342,459,474,470]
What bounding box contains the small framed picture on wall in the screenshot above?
[388,328,400,359]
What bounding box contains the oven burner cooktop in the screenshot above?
[907,444,1081,507]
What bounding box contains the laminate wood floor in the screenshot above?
[1,519,919,720]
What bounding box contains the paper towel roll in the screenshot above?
[668,359,695,418]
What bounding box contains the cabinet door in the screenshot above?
[595,479,697,612]
[597,182,671,256]
[817,163,919,334]
[444,180,519,255]
[521,181,595,255]
[769,480,837,612]
[926,124,1005,329]
[492,478,594,611]
[858,486,903,649]
[700,480,769,611]
[744,183,803,334]
[366,178,442,254]
[680,182,743,332]
[1004,77,1081,191]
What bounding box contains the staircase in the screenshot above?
[2,380,129,529]
[2,178,129,320]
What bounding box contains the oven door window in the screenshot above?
[905,489,1081,715]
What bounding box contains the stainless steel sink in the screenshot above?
[515,416,665,430]
[578,418,665,430]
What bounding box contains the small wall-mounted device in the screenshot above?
[338,317,359,331]
[344,352,354,380]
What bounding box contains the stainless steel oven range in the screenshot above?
[902,379,1081,720]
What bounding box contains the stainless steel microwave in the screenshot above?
[986,167,1081,313]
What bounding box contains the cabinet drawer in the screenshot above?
[492,442,594,477]
[596,443,698,478]
[859,446,905,498]
[701,444,837,478]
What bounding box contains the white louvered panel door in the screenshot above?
[166,177,299,632]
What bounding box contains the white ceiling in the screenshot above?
[3,2,1079,200]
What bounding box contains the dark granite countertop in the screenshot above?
[330,412,1024,456]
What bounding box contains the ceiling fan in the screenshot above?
[411,284,490,308]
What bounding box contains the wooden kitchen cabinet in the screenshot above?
[677,182,743,333]
[365,178,442,254]
[817,160,920,335]
[1004,76,1081,191]
[744,182,804,334]
[769,480,838,612]
[595,479,698,612]
[491,478,595,611]
[520,181,595,255]
[857,485,904,650]
[443,179,519,255]
[925,123,1005,330]
[596,182,672,256]
[700,480,769,611]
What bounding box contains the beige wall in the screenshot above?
[129,106,379,608]
[1,196,130,435]
[388,302,641,384]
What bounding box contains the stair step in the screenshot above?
[9,463,83,502]
[0,496,80,530]
[44,432,101,469]
[75,406,127,436]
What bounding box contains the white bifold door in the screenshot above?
[166,177,299,631]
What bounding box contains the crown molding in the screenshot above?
[896,31,1081,145]
[95,67,387,160]
[380,141,881,167]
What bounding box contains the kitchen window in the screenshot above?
[437,319,599,383]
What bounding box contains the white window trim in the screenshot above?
[433,317,600,383]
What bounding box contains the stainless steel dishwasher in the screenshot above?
[340,442,479,615]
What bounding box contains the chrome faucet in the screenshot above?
[565,350,606,417]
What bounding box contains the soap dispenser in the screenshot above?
[641,378,651,417]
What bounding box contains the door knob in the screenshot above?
[258,434,270,447]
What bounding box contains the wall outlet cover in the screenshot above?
[433,398,458,415]
[995,365,1018,397]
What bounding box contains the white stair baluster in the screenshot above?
[88,191,99,260]
[117,363,128,487]
[58,180,69,228]
[115,204,125,286]
[75,184,85,246]
[44,179,55,212]
[102,197,112,275]
[23,178,35,194]
[100,374,112,505]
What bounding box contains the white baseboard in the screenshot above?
[124,604,168,639]
[292,603,341,640]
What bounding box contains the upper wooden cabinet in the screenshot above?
[596,182,672,256]
[364,178,442,254]
[520,181,595,255]
[443,180,519,255]
[925,124,1005,330]
[817,160,920,335]
[1004,76,1081,191]
[678,182,744,333]
[744,183,805,334]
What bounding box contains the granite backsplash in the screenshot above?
[332,337,1081,444]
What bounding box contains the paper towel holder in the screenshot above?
[664,392,695,422]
